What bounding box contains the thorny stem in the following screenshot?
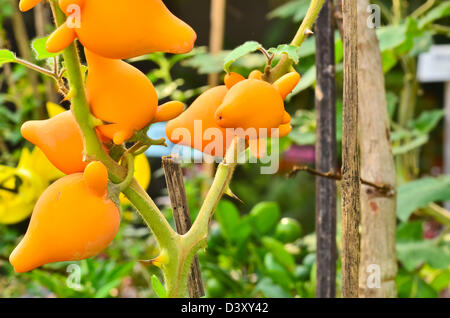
[265,0,326,82]
[14,57,56,78]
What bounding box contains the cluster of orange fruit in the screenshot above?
[11,0,299,273]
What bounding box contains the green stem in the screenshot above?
[166,139,239,298]
[49,0,179,259]
[265,0,326,82]
[116,153,135,192]
[291,0,325,47]
[392,0,402,24]
[411,0,435,18]
[14,58,57,79]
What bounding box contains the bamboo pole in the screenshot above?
[341,0,360,298]
[357,0,397,297]
[314,0,337,298]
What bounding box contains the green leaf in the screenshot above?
[395,18,419,55]
[216,200,252,245]
[419,2,450,29]
[94,278,122,298]
[0,49,16,66]
[430,269,450,292]
[392,134,429,156]
[151,275,167,298]
[409,110,444,135]
[382,50,398,73]
[261,237,295,271]
[215,200,240,237]
[291,65,316,95]
[183,51,228,74]
[254,277,292,298]
[396,273,439,298]
[377,24,407,52]
[267,0,309,23]
[397,176,450,221]
[268,44,300,64]
[409,31,434,57]
[263,253,293,291]
[249,201,280,235]
[32,36,59,60]
[397,241,450,271]
[396,221,423,242]
[224,41,262,73]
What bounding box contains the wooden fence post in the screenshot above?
[315,0,337,298]
[162,155,205,298]
[357,0,397,297]
[341,0,361,298]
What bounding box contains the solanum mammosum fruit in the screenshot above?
[18,0,41,12]
[41,0,197,59]
[215,71,300,137]
[166,86,232,157]
[21,110,87,175]
[85,49,185,145]
[9,162,120,273]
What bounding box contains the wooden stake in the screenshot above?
[357,0,397,297]
[162,155,205,298]
[315,0,337,298]
[341,0,360,298]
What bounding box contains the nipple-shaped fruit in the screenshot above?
[18,0,42,12]
[166,86,232,157]
[153,101,185,123]
[85,49,159,144]
[21,110,87,175]
[9,162,120,273]
[215,72,300,138]
[46,0,197,59]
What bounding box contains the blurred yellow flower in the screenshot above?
[0,148,47,224]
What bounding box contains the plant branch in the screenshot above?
[265,0,326,82]
[14,57,57,79]
[423,203,450,227]
[288,165,395,196]
[411,0,435,18]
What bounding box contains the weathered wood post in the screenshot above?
[341,0,361,298]
[315,0,337,298]
[357,0,397,297]
[162,155,205,298]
